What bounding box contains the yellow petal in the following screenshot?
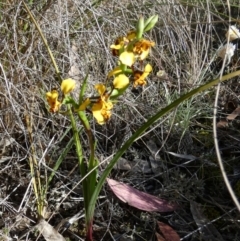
[46,90,59,105]
[145,63,152,73]
[46,90,58,100]
[108,66,122,78]
[139,49,150,60]
[119,51,135,66]
[50,101,61,112]
[61,78,76,95]
[110,44,122,49]
[45,90,61,112]
[92,102,105,124]
[113,74,129,89]
[92,100,113,125]
[104,101,113,110]
[141,64,152,79]
[126,30,136,41]
[133,39,155,60]
[95,83,106,96]
[78,98,91,111]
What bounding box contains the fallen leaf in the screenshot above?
[107,178,178,212]
[157,221,180,241]
[227,107,240,120]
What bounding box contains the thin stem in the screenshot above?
[77,111,96,230]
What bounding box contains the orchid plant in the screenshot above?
[44,15,158,240]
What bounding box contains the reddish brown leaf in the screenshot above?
[107,178,178,212]
[157,221,180,241]
[227,107,240,120]
[155,232,166,241]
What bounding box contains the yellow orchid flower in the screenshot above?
[113,74,129,89]
[110,32,136,56]
[61,78,76,95]
[133,39,155,60]
[110,36,125,50]
[92,84,113,125]
[92,101,113,125]
[119,51,135,66]
[46,90,61,112]
[133,63,152,87]
[95,83,106,98]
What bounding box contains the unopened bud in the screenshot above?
[136,16,144,39]
[144,15,158,32]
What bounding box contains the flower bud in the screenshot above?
[136,16,144,39]
[144,15,158,32]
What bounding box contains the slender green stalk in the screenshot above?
[68,106,88,205]
[69,107,95,241]
[77,110,96,239]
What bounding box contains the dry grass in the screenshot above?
[1,0,240,240]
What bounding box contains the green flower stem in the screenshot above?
[87,69,240,220]
[124,68,133,74]
[77,111,95,179]
[77,111,96,228]
[120,63,127,72]
[68,106,89,212]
